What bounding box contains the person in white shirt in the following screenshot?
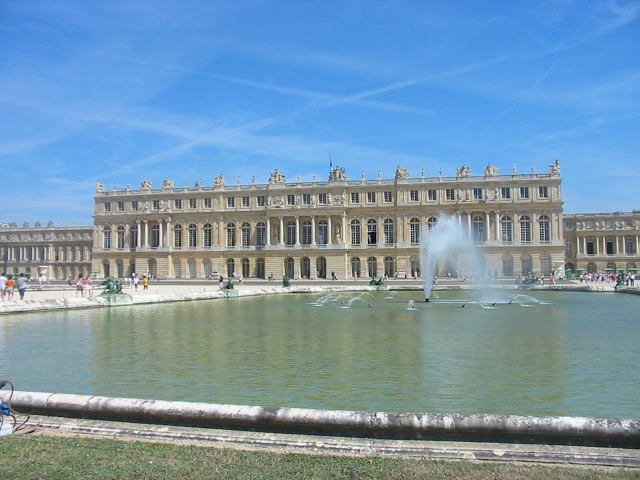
[0,273,7,301]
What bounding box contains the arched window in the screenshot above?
[103,226,111,249]
[540,254,552,275]
[301,257,311,278]
[383,219,394,244]
[427,217,437,231]
[501,216,512,243]
[539,215,550,243]
[410,218,420,244]
[520,216,531,244]
[174,224,182,248]
[285,257,295,277]
[502,255,513,276]
[472,216,484,243]
[302,220,312,245]
[316,257,327,279]
[384,256,394,277]
[188,224,197,247]
[227,223,236,247]
[102,260,110,277]
[256,258,265,279]
[318,220,328,245]
[410,256,420,277]
[204,259,212,277]
[367,256,377,278]
[242,222,250,246]
[351,220,361,245]
[117,226,125,249]
[286,221,296,245]
[256,222,266,246]
[351,257,361,278]
[227,258,235,277]
[521,254,532,275]
[367,219,377,245]
[242,258,250,277]
[203,223,212,247]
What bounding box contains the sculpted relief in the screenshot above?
[214,174,225,187]
[484,163,499,176]
[140,179,152,190]
[269,169,286,185]
[395,165,409,180]
[456,164,471,177]
[328,166,347,182]
[549,160,561,176]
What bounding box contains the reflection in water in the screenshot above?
[0,291,639,418]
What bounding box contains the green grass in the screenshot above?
[0,435,637,479]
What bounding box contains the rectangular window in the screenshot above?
[103,202,111,212]
[428,189,436,201]
[117,202,124,212]
[189,198,197,209]
[174,199,182,209]
[227,197,235,208]
[204,198,212,208]
[79,250,84,261]
[287,194,295,205]
[587,240,595,255]
[445,189,455,201]
[257,196,265,206]
[625,237,635,254]
[410,190,419,202]
[501,187,511,199]
[565,241,573,258]
[152,200,160,210]
[367,192,376,203]
[242,196,250,207]
[539,186,548,198]
[384,191,393,203]
[131,201,138,211]
[473,188,483,200]
[351,192,360,204]
[318,193,327,204]
[520,187,530,199]
[303,193,311,205]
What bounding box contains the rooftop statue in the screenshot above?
[457,164,471,177]
[96,182,104,192]
[269,169,286,184]
[23,222,29,229]
[328,166,347,182]
[395,165,409,180]
[549,160,561,176]
[484,163,499,176]
[140,179,152,190]
[47,220,54,227]
[34,221,41,227]
[162,178,174,190]
[214,174,225,187]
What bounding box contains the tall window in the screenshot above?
[539,215,550,243]
[410,190,418,202]
[318,193,327,204]
[286,221,296,245]
[539,186,548,198]
[204,198,212,208]
[367,192,376,203]
[242,223,250,246]
[428,190,436,201]
[427,217,437,231]
[227,197,235,208]
[501,216,513,243]
[174,199,182,209]
[104,202,111,212]
[626,236,635,254]
[367,257,377,278]
[367,219,377,245]
[520,216,531,243]
[227,223,236,246]
[227,258,234,277]
[117,226,125,249]
[410,218,420,244]
[384,191,393,203]
[131,201,139,211]
[131,225,138,247]
[152,200,160,210]
[501,188,511,199]
[242,196,249,207]
[351,192,360,204]
[303,194,311,205]
[472,216,484,243]
[351,257,361,277]
[203,223,212,247]
[257,196,265,207]
[473,188,483,200]
[174,225,182,248]
[445,189,455,200]
[383,219,394,244]
[565,240,573,258]
[188,224,197,247]
[117,202,124,211]
[189,198,197,209]
[256,222,266,246]
[318,220,328,244]
[103,227,111,249]
[302,220,312,244]
[351,220,361,245]
[242,258,250,277]
[287,195,295,205]
[520,187,530,199]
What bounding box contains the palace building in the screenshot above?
[90,162,566,280]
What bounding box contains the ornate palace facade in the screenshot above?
[91,162,565,280]
[0,222,93,279]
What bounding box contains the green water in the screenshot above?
[1,291,639,418]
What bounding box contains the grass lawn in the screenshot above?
[0,435,637,479]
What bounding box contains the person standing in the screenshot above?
[133,273,139,292]
[84,276,92,297]
[142,274,149,291]
[76,274,84,298]
[5,275,15,300]
[16,273,28,300]
[0,272,7,301]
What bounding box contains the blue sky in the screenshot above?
[1,0,639,224]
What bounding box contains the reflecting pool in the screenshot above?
[1,291,639,418]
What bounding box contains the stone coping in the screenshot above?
[1,283,638,315]
[1,391,638,449]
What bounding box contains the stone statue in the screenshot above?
[466,189,471,201]
[484,163,499,176]
[494,187,499,199]
[335,223,341,239]
[335,193,345,204]
[549,160,561,176]
[96,182,104,193]
[328,166,347,182]
[513,164,517,174]
[47,220,54,227]
[327,193,333,204]
[34,221,41,227]
[269,169,286,185]
[140,179,152,190]
[162,178,174,190]
[214,174,226,187]
[439,168,443,176]
[458,190,465,201]
[195,179,202,187]
[22,222,29,229]
[456,164,471,177]
[9,222,16,228]
[395,165,409,180]
[143,201,150,212]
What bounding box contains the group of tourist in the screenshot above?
[0,272,29,301]
[578,272,636,286]
[126,273,149,292]
[74,274,93,297]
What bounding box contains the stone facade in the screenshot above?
[563,211,640,274]
[0,222,93,279]
[91,164,565,279]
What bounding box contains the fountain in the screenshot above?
[420,215,486,302]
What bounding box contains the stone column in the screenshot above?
[583,236,587,255]
[165,219,171,247]
[279,217,284,245]
[341,214,346,245]
[467,212,472,238]
[295,216,300,246]
[327,216,332,244]
[495,211,500,242]
[485,211,490,241]
[158,221,163,248]
[266,217,271,245]
[136,221,142,248]
[636,235,639,255]
[311,216,316,245]
[143,220,149,248]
